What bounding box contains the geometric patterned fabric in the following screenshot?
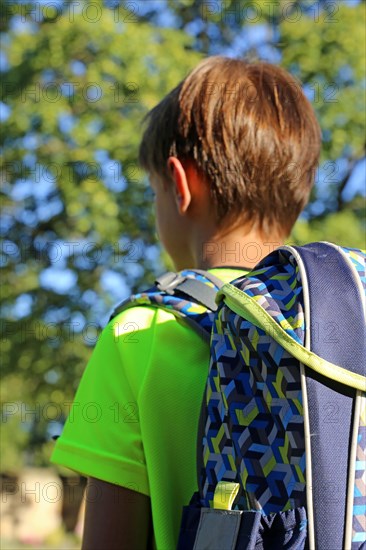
[345,248,366,548]
[353,395,366,549]
[344,246,366,294]
[201,249,307,514]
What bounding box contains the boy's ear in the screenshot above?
[167,157,191,215]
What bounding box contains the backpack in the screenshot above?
[177,242,366,550]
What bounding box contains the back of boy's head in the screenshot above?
[139,56,321,238]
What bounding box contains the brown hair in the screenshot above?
[138,56,321,237]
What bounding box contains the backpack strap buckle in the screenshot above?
[155,272,186,295]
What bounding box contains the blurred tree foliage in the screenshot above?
[0,0,365,471]
[1,0,202,469]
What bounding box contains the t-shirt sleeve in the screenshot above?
[50,306,159,497]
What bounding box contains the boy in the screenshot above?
[50,56,321,549]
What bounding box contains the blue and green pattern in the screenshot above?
[343,248,366,548]
[201,250,307,514]
[344,247,366,294]
[352,396,366,548]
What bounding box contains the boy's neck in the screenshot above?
[191,226,284,271]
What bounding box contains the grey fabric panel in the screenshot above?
[155,270,220,310]
[193,508,243,550]
[175,278,219,311]
[190,269,226,289]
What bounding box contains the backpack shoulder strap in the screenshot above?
[155,269,223,311]
[108,269,224,342]
[218,245,365,388]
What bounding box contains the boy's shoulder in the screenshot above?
[104,267,248,349]
[108,267,248,332]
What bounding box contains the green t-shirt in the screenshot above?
[50,268,247,550]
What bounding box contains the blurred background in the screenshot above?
[1,0,365,547]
